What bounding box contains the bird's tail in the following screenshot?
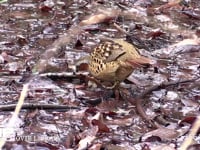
[126,56,156,68]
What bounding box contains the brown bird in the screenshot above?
[88,38,153,89]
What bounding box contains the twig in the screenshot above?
[128,77,200,128]
[179,116,200,150]
[0,103,80,111]
[113,23,131,36]
[0,83,29,149]
[139,77,199,99]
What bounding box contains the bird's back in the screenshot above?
[89,39,152,83]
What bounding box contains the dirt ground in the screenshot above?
[0,0,199,150]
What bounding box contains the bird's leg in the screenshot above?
[101,81,118,90]
[114,87,120,101]
[101,81,121,100]
[112,81,121,100]
[85,76,118,90]
[100,81,121,100]
[86,76,121,101]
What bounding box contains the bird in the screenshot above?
[88,38,154,89]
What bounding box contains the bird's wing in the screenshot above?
[94,41,126,63]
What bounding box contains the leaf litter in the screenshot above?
[0,0,200,149]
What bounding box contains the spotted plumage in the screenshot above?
[89,38,152,88]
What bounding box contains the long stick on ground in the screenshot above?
[179,116,200,150]
[0,83,29,149]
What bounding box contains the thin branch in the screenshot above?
[138,76,200,100]
[179,116,200,150]
[128,77,200,128]
[0,103,80,111]
[0,83,29,149]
